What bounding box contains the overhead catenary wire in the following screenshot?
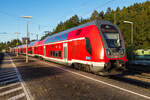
[83,0,117,17]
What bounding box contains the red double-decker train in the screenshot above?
[13,20,127,75]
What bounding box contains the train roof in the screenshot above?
[44,20,97,44]
[34,40,45,46]
[28,41,38,47]
[43,20,113,44]
[44,32,69,44]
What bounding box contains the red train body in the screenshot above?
[13,20,127,75]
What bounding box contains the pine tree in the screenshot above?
[90,10,99,21]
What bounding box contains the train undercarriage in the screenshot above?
[72,60,126,76]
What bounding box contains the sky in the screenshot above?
[0,0,148,43]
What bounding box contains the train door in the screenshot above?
[63,43,68,63]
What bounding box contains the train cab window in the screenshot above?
[85,37,92,55]
[58,51,61,58]
[101,24,121,48]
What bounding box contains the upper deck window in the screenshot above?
[64,33,68,40]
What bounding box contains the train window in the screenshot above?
[56,51,58,57]
[64,33,68,40]
[34,47,36,50]
[60,35,63,41]
[58,36,61,41]
[54,37,56,42]
[58,37,59,41]
[52,51,53,56]
[50,51,52,56]
[41,46,42,51]
[85,37,92,55]
[59,36,61,41]
[56,37,58,42]
[56,37,58,41]
[53,51,55,57]
[59,51,61,58]
[58,36,60,41]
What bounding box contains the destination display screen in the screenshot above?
[101,24,118,33]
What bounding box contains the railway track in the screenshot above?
[124,66,150,83]
[126,74,150,82]
[108,69,150,90]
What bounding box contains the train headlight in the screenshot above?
[100,48,104,59]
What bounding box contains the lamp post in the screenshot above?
[22,16,32,63]
[123,20,134,62]
[14,32,21,56]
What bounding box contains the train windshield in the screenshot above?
[101,24,121,48]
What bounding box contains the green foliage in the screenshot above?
[0,39,22,52]
[116,1,150,50]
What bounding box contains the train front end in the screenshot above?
[97,20,127,75]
